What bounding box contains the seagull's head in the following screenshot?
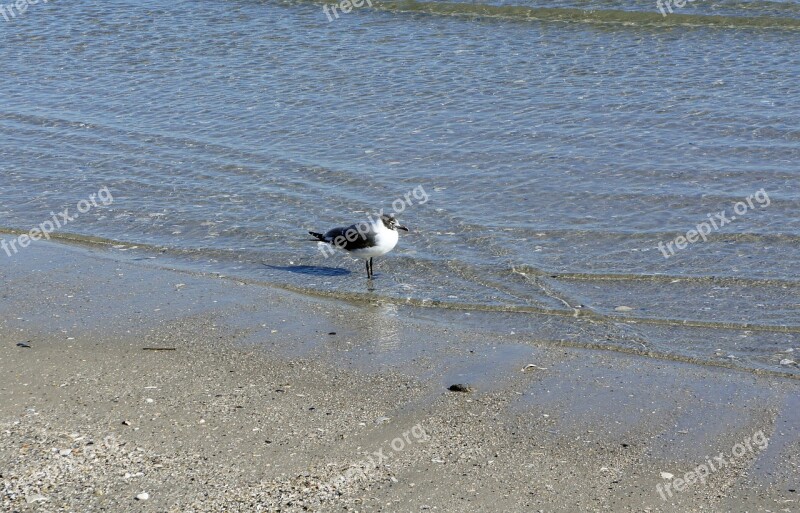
[381,214,408,232]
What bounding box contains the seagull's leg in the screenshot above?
[365,259,371,279]
[369,258,374,278]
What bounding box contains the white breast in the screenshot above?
[350,222,399,259]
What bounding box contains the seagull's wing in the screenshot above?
[323,223,377,251]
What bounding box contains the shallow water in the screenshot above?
[1,0,798,374]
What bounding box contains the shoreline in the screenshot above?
[1,228,797,381]
[1,241,798,511]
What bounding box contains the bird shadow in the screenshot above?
[263,264,351,277]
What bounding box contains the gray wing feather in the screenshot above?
[323,223,377,251]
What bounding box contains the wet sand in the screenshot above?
[1,241,798,512]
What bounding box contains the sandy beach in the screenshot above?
[0,240,796,512]
[3,0,799,510]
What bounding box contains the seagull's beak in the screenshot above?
[396,224,409,232]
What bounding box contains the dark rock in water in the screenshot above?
[448,384,472,393]
[16,342,31,348]
[328,332,336,335]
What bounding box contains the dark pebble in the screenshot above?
[448,384,472,393]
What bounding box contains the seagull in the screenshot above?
[309,214,408,279]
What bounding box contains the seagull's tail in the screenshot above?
[308,231,327,242]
